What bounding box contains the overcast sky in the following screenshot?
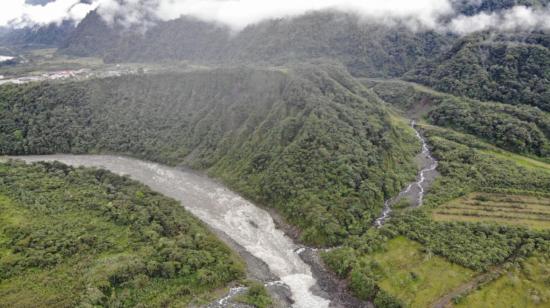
[0,0,549,34]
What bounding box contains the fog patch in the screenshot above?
[1,0,549,35]
[449,6,550,34]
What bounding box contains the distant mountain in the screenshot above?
[0,0,95,48]
[61,11,450,78]
[25,0,55,4]
[0,21,76,48]
[5,1,550,106]
[59,2,550,81]
[451,0,548,16]
[59,11,120,56]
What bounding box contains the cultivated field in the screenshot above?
[432,193,550,229]
[456,254,550,307]
[367,237,475,307]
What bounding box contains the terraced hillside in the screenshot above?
[433,193,550,230]
[322,78,550,307]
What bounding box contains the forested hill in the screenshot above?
[0,160,244,306]
[0,64,419,246]
[52,0,550,110]
[406,32,550,111]
[60,11,449,78]
[0,21,76,48]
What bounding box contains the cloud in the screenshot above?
[97,0,454,30]
[1,0,549,35]
[0,0,98,28]
[88,0,550,34]
[449,5,550,34]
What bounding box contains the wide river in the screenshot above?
[15,155,330,308]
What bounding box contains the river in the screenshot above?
[15,155,330,308]
[13,124,435,306]
[374,121,438,227]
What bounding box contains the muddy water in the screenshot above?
[374,121,438,227]
[15,155,330,308]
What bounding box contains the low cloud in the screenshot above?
[149,0,453,30]
[449,5,550,34]
[0,0,98,28]
[93,0,454,31]
[1,0,549,35]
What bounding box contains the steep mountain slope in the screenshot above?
[366,79,550,157]
[0,21,77,48]
[406,32,550,111]
[59,6,550,109]
[0,64,419,246]
[451,0,549,15]
[318,60,550,305]
[60,10,130,57]
[60,11,449,78]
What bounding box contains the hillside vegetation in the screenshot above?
[406,32,550,111]
[0,160,244,307]
[433,193,550,229]
[2,3,549,304]
[322,122,550,306]
[366,79,550,158]
[455,254,550,307]
[61,11,449,78]
[0,64,419,246]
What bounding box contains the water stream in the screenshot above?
[13,122,436,305]
[374,121,438,227]
[15,155,330,308]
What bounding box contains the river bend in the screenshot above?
[15,155,330,308]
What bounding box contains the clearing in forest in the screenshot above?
[432,193,550,230]
[455,255,550,308]
[367,237,474,308]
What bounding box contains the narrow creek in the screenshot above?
[14,155,331,308]
[374,121,438,227]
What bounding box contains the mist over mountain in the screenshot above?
[0,20,75,48]
[406,31,550,110]
[56,1,549,89]
[60,11,449,78]
[1,1,550,308]
[25,0,56,4]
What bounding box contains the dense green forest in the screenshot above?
[2,2,550,304]
[367,80,550,158]
[0,160,244,307]
[406,32,550,111]
[0,65,419,246]
[1,61,549,306]
[61,11,449,78]
[322,124,550,305]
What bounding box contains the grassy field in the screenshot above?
[367,237,475,307]
[456,255,550,307]
[482,150,550,173]
[432,193,550,230]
